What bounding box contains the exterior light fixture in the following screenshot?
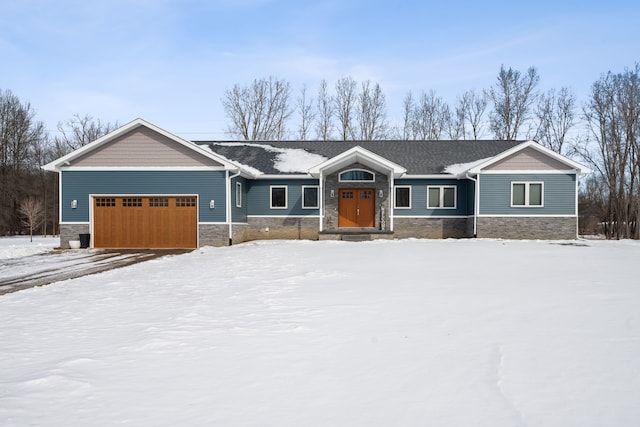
[71,200,78,209]
[209,200,215,209]
[330,190,335,198]
[379,190,383,198]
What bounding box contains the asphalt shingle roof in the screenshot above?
[196,140,524,175]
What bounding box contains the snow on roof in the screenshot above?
[213,142,327,174]
[199,144,262,175]
[443,156,494,175]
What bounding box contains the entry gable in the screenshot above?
[308,146,406,177]
[43,118,238,171]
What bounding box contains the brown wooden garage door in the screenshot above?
[93,196,197,248]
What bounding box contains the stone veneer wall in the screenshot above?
[477,216,577,240]
[323,163,390,231]
[393,217,473,239]
[59,223,91,248]
[199,224,231,247]
[236,217,320,243]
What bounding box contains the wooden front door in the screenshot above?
[338,188,375,227]
[93,196,197,249]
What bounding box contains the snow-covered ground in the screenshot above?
[0,236,58,260]
[1,237,639,426]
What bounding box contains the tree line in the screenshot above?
[1,63,638,238]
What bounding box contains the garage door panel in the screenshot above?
[93,196,197,248]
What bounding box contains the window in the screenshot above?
[123,197,142,207]
[95,197,115,207]
[427,186,456,209]
[236,182,242,208]
[511,182,543,207]
[394,186,411,208]
[149,197,168,207]
[339,169,375,182]
[302,186,319,209]
[270,186,287,209]
[176,197,197,207]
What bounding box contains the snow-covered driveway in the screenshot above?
[0,237,189,294]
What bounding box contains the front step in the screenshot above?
[318,230,395,241]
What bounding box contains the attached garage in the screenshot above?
[93,196,198,249]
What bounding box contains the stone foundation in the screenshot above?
[199,224,230,247]
[59,223,91,249]
[393,217,473,239]
[237,217,320,243]
[477,216,577,240]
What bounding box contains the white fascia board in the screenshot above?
[399,174,459,179]
[254,174,315,180]
[468,141,592,174]
[58,166,228,172]
[43,118,239,172]
[308,146,406,177]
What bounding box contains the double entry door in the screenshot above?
[338,188,375,227]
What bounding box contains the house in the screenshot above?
[43,118,591,249]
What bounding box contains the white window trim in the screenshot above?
[510,181,544,207]
[235,182,242,208]
[426,186,457,209]
[302,185,319,209]
[394,185,412,209]
[269,185,288,209]
[338,168,375,182]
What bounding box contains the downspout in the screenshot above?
[227,169,241,245]
[319,171,324,232]
[465,173,478,237]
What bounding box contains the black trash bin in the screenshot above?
[79,233,91,249]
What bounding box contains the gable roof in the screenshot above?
[43,118,238,172]
[468,141,591,174]
[199,139,524,176]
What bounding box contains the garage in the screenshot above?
[93,196,198,248]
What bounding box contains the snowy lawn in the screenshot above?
[1,238,639,426]
[0,236,58,260]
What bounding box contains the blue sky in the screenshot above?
[1,0,639,139]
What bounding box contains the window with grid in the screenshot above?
[176,197,197,207]
[122,197,142,207]
[149,197,169,207]
[95,197,116,207]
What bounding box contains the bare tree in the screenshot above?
[401,92,415,140]
[222,76,293,140]
[0,89,46,234]
[579,64,640,239]
[444,102,465,140]
[535,87,576,154]
[297,85,315,141]
[334,76,357,141]
[53,113,119,155]
[356,80,388,140]
[315,79,334,141]
[489,65,540,140]
[459,89,488,140]
[412,90,448,140]
[18,197,44,242]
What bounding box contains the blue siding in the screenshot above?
[231,176,248,223]
[247,179,320,216]
[393,179,473,216]
[62,170,227,222]
[479,173,576,215]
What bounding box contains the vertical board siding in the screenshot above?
[393,179,473,216]
[62,170,227,222]
[483,147,570,171]
[247,179,320,216]
[71,127,222,167]
[479,173,576,215]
